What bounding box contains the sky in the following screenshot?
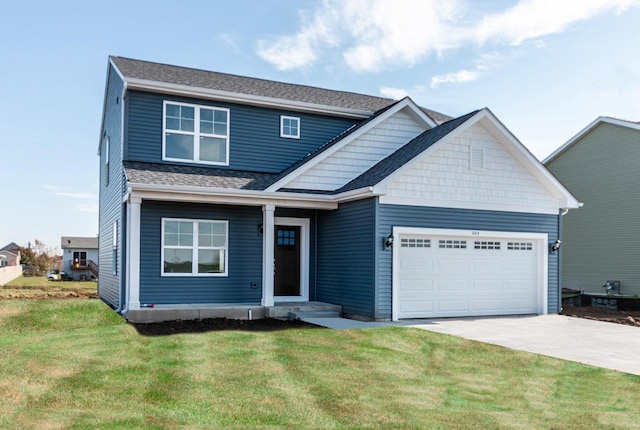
[1,0,639,252]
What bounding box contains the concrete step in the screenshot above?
[289,310,341,320]
[266,301,342,319]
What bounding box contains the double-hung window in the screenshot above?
[163,101,229,165]
[162,218,228,276]
[280,115,300,139]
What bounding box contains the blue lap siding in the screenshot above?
[376,202,561,319]
[125,90,358,173]
[317,199,377,319]
[97,64,125,309]
[139,201,264,304]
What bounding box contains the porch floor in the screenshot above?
[125,301,342,323]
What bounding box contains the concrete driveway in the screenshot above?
[408,315,640,376]
[304,314,640,375]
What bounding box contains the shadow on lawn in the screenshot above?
[131,317,324,336]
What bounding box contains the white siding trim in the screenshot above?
[262,205,275,307]
[391,226,548,321]
[265,98,434,192]
[126,196,141,311]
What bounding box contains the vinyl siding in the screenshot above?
[125,90,358,173]
[98,65,124,308]
[377,202,561,319]
[546,122,640,295]
[317,199,377,318]
[139,201,264,304]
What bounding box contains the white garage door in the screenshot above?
[396,230,544,319]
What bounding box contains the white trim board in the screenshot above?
[273,217,310,302]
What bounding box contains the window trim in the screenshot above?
[162,100,230,166]
[280,115,300,139]
[104,136,110,186]
[161,218,229,277]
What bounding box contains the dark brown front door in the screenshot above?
[274,226,301,296]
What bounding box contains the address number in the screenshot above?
[471,231,480,236]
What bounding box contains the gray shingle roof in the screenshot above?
[124,161,277,191]
[61,237,99,249]
[110,56,451,124]
[336,110,480,193]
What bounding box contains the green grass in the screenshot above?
[0,275,97,299]
[1,299,639,429]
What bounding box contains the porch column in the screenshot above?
[126,196,142,311]
[261,204,275,306]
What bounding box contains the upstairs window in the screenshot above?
[280,115,300,139]
[163,101,229,165]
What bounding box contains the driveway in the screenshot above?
[408,315,640,376]
[304,314,640,375]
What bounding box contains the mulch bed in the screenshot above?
[132,317,322,336]
[561,304,640,327]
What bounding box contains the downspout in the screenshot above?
[558,208,569,312]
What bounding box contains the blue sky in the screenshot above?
[1,0,639,251]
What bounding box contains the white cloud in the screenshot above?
[56,191,96,200]
[379,87,409,99]
[256,0,638,79]
[475,0,637,46]
[76,203,99,213]
[430,69,479,88]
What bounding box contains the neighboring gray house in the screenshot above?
[545,117,640,296]
[61,237,99,280]
[98,56,579,322]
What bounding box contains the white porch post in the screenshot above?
[126,196,142,311]
[262,204,275,306]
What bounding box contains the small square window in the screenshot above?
[280,116,300,139]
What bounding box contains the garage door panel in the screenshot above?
[400,279,433,292]
[437,280,469,292]
[438,259,468,271]
[472,259,503,271]
[398,232,542,319]
[437,300,469,312]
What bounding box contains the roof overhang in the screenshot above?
[126,182,379,209]
[544,116,640,165]
[121,76,375,120]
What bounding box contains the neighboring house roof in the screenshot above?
[544,116,640,164]
[336,110,480,193]
[0,242,20,253]
[124,161,277,191]
[109,56,451,124]
[61,237,99,250]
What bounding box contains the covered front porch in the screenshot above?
[125,301,342,323]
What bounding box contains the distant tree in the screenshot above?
[20,240,60,275]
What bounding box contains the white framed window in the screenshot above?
[280,115,300,139]
[161,218,228,276]
[163,101,230,165]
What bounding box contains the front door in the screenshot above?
[274,225,301,297]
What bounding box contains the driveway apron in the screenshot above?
[408,314,640,376]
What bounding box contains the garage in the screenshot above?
[393,228,548,320]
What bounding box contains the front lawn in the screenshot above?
[1,299,639,429]
[0,275,97,299]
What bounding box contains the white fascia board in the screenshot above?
[478,109,581,209]
[265,98,435,192]
[333,187,377,203]
[124,78,373,119]
[378,195,562,215]
[128,183,338,209]
[543,116,640,165]
[374,110,483,194]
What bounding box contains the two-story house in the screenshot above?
[98,57,579,323]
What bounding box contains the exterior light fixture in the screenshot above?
[550,239,561,253]
[384,234,394,250]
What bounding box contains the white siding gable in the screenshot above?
[285,109,427,191]
[381,120,562,214]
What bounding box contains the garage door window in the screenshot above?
[439,240,467,249]
[507,242,532,251]
[400,238,431,248]
[474,241,501,250]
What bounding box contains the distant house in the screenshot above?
[97,56,579,322]
[0,243,22,286]
[544,117,640,296]
[60,237,99,281]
